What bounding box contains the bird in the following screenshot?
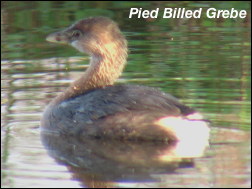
[41,17,210,143]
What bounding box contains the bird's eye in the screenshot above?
[71,30,82,39]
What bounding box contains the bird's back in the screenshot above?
[41,85,197,141]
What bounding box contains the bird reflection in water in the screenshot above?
[41,131,208,187]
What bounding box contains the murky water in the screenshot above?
[1,1,251,188]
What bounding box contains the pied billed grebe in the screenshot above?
[41,17,210,142]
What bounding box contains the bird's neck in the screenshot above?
[52,40,127,104]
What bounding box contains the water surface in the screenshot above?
[1,1,251,188]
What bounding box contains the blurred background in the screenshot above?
[1,1,251,188]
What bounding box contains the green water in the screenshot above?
[1,1,251,188]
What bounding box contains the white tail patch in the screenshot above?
[154,113,210,159]
[185,112,204,119]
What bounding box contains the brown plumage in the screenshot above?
[41,17,210,142]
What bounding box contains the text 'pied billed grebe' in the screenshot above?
[41,17,210,143]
